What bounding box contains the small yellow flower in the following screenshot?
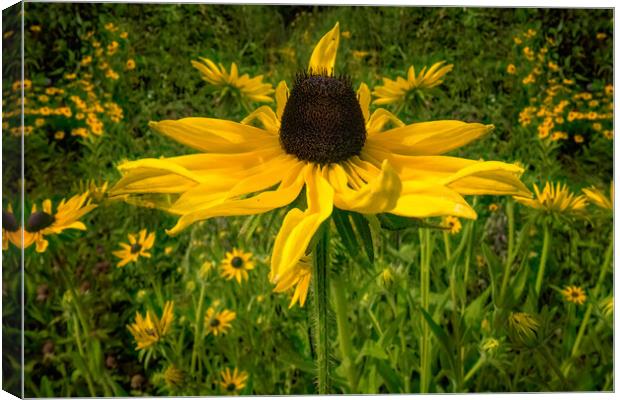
[341,30,351,39]
[113,229,156,267]
[104,22,117,32]
[603,130,613,140]
[54,131,65,140]
[481,338,500,352]
[164,246,173,255]
[547,61,559,71]
[220,368,248,394]
[522,74,535,85]
[30,25,41,32]
[2,205,24,250]
[65,73,77,80]
[513,36,522,45]
[489,203,499,212]
[204,307,236,336]
[592,122,602,131]
[574,134,584,144]
[582,182,613,211]
[601,297,613,318]
[563,79,574,85]
[604,84,613,96]
[35,118,45,127]
[373,61,453,105]
[199,260,214,278]
[272,255,312,308]
[107,41,119,55]
[506,64,516,74]
[38,94,49,102]
[163,365,184,387]
[514,182,587,216]
[105,69,119,80]
[71,127,89,138]
[120,31,129,39]
[127,301,174,350]
[351,50,370,59]
[192,57,274,103]
[596,32,607,40]
[443,215,461,234]
[220,248,254,284]
[126,59,136,70]
[508,312,540,346]
[80,56,92,66]
[3,30,14,38]
[561,285,586,305]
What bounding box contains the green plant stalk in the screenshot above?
[311,221,331,394]
[537,345,568,388]
[463,356,484,383]
[190,282,207,374]
[71,314,97,397]
[565,237,613,375]
[332,275,357,393]
[443,231,452,261]
[419,228,432,393]
[534,222,551,297]
[499,200,515,306]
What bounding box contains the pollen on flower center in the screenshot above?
[279,72,366,164]
[25,211,55,232]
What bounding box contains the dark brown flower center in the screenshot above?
[2,210,19,232]
[226,383,236,392]
[210,318,221,327]
[279,72,366,164]
[130,243,142,254]
[25,211,55,232]
[231,256,244,269]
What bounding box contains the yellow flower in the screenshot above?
[551,131,568,141]
[105,69,120,80]
[35,118,45,127]
[111,23,530,300]
[508,312,540,346]
[443,215,461,234]
[30,25,41,32]
[506,64,516,74]
[513,36,522,45]
[80,56,92,66]
[605,84,613,96]
[341,30,351,39]
[481,338,500,352]
[126,59,136,70]
[120,31,128,39]
[191,57,274,103]
[372,61,454,105]
[65,73,77,80]
[489,203,499,212]
[574,134,584,144]
[127,301,174,350]
[2,204,24,250]
[163,365,184,387]
[601,297,613,318]
[514,182,587,215]
[220,368,248,394]
[104,22,117,32]
[561,285,586,305]
[547,61,559,71]
[199,260,214,278]
[107,40,119,55]
[113,229,156,267]
[582,182,613,211]
[38,94,49,102]
[220,248,254,284]
[596,32,607,40]
[71,128,89,138]
[272,255,311,308]
[204,307,236,336]
[603,130,613,140]
[54,131,65,140]
[592,122,602,131]
[522,74,535,85]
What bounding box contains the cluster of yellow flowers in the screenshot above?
[509,29,613,143]
[2,21,132,140]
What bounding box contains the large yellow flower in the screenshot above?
[111,23,530,304]
[192,57,274,103]
[582,181,613,211]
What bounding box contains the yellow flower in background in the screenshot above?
[574,134,584,144]
[120,31,129,39]
[481,338,500,352]
[111,22,530,305]
[272,255,312,308]
[489,203,499,212]
[582,182,613,211]
[2,204,24,250]
[220,248,255,284]
[604,84,613,96]
[561,285,586,305]
[54,131,65,140]
[372,61,453,105]
[596,32,607,40]
[443,216,461,234]
[204,307,236,336]
[220,368,248,394]
[506,64,516,74]
[163,365,184,387]
[601,297,613,318]
[508,312,540,346]
[199,260,214,278]
[113,229,156,267]
[191,57,274,103]
[30,25,41,32]
[126,59,136,70]
[127,301,174,350]
[514,182,587,216]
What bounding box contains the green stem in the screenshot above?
[311,221,331,394]
[190,282,207,374]
[534,223,551,297]
[538,345,568,389]
[463,356,484,383]
[565,237,613,375]
[499,200,515,307]
[419,228,432,393]
[332,275,357,393]
[443,231,452,261]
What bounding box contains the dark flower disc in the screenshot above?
[26,211,55,233]
[2,210,19,232]
[279,72,366,164]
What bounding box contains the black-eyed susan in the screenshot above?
[127,301,174,350]
[489,203,499,212]
[508,311,540,347]
[24,192,97,252]
[561,285,586,305]
[272,255,312,308]
[220,248,254,284]
[442,216,462,234]
[220,368,248,394]
[514,182,587,216]
[2,204,23,250]
[111,22,530,306]
[204,307,236,336]
[372,61,453,105]
[163,365,184,387]
[192,57,274,103]
[113,229,155,267]
[582,182,613,211]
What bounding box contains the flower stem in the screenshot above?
[499,200,515,306]
[419,228,432,393]
[535,222,551,297]
[564,236,613,375]
[332,275,357,393]
[311,221,331,394]
[190,282,207,374]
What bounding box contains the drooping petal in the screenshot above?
[148,118,276,153]
[357,83,371,122]
[270,165,334,283]
[241,106,280,133]
[326,159,401,214]
[390,182,478,219]
[366,108,404,134]
[308,22,340,74]
[275,81,289,121]
[366,120,493,155]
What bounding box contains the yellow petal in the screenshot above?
[326,159,401,214]
[241,106,280,133]
[275,81,289,121]
[308,22,340,74]
[366,121,493,155]
[391,182,477,219]
[271,165,334,282]
[357,83,371,122]
[149,118,276,153]
[366,108,404,134]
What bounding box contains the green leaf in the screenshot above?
[350,212,375,263]
[377,213,445,231]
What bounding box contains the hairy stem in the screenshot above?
[311,221,330,394]
[535,223,551,297]
[332,275,357,393]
